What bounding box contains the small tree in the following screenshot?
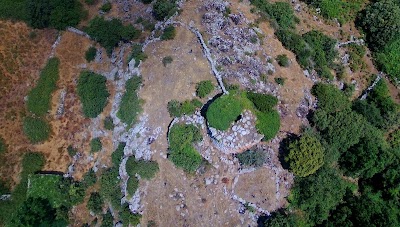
[87,192,103,214]
[161,25,176,40]
[90,138,102,153]
[196,80,214,98]
[285,134,324,177]
[85,47,97,62]
[276,54,290,67]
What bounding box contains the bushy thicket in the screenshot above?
[168,124,203,173]
[126,158,159,180]
[236,150,266,168]
[153,0,178,21]
[376,38,400,81]
[128,44,147,67]
[161,25,176,40]
[103,116,114,130]
[23,116,51,143]
[86,16,141,55]
[250,0,298,29]
[90,138,102,153]
[77,71,109,118]
[117,76,142,126]
[167,99,202,117]
[196,80,214,98]
[247,92,278,113]
[85,47,97,62]
[99,167,121,208]
[206,94,243,130]
[87,192,103,214]
[27,58,60,116]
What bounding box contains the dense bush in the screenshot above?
[23,116,51,143]
[126,158,159,180]
[27,175,67,208]
[101,210,113,227]
[22,152,45,176]
[162,56,173,66]
[127,177,139,196]
[128,44,147,67]
[161,25,176,40]
[67,145,78,157]
[274,77,285,85]
[285,134,324,177]
[100,2,112,12]
[87,192,103,214]
[276,54,289,67]
[255,111,280,141]
[305,0,365,24]
[206,94,243,130]
[246,92,278,113]
[90,138,102,153]
[196,80,214,98]
[112,143,125,167]
[376,38,400,81]
[86,17,141,55]
[103,116,114,130]
[119,205,141,226]
[77,71,109,118]
[236,150,266,167]
[27,57,60,116]
[153,0,178,21]
[168,124,203,173]
[167,99,202,117]
[358,0,400,51]
[117,76,142,126]
[0,0,29,22]
[311,83,350,113]
[251,0,298,29]
[83,169,97,188]
[27,0,84,29]
[85,47,97,62]
[347,43,366,72]
[99,167,121,208]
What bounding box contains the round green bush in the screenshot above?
[256,111,280,141]
[206,94,243,130]
[276,54,290,67]
[85,47,97,62]
[23,117,51,143]
[196,80,214,98]
[90,138,102,153]
[247,92,278,113]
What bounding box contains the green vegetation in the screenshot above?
[196,80,214,98]
[119,205,141,226]
[77,71,109,118]
[0,137,7,154]
[128,44,148,67]
[168,124,203,173]
[86,16,141,55]
[117,76,142,126]
[161,25,176,40]
[90,138,102,153]
[274,77,285,85]
[27,58,60,116]
[87,192,103,214]
[85,0,96,5]
[250,0,298,29]
[23,116,51,143]
[67,145,78,157]
[167,99,202,117]
[153,0,178,21]
[112,143,125,167]
[0,0,29,22]
[99,167,121,208]
[236,150,266,167]
[127,177,139,196]
[162,56,173,66]
[376,38,400,81]
[255,111,280,141]
[100,2,112,12]
[126,158,159,180]
[246,92,277,113]
[104,116,114,130]
[85,46,97,62]
[305,0,365,24]
[347,43,366,72]
[206,94,243,130]
[285,134,324,177]
[101,210,113,227]
[83,169,97,188]
[276,54,289,67]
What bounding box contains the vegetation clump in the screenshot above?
[161,25,176,40]
[87,192,103,214]
[23,116,51,143]
[85,46,97,62]
[103,116,114,130]
[27,58,60,116]
[100,2,112,12]
[77,71,109,118]
[90,138,102,153]
[153,0,178,21]
[276,54,289,67]
[86,16,141,55]
[206,94,243,130]
[117,76,142,126]
[128,44,147,67]
[167,99,202,117]
[126,158,159,180]
[196,80,214,98]
[168,124,203,173]
[162,56,173,66]
[236,150,266,168]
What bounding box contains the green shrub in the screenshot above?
[27,0,84,30]
[101,210,113,227]
[117,76,142,126]
[100,2,112,12]
[0,0,29,22]
[27,57,60,116]
[128,44,147,67]
[127,177,139,196]
[348,43,366,72]
[251,0,297,29]
[99,167,121,208]
[119,205,141,226]
[274,77,285,85]
[285,134,324,177]
[0,137,7,154]
[206,94,243,130]
[306,0,364,24]
[22,152,45,176]
[77,71,109,118]
[256,111,280,141]
[376,38,400,82]
[126,158,159,180]
[153,0,178,21]
[85,47,97,62]
[196,80,214,98]
[246,92,278,113]
[85,0,96,5]
[161,25,176,40]
[87,192,103,214]
[86,16,141,55]
[236,150,266,167]
[112,143,125,167]
[103,116,114,130]
[83,169,97,188]
[27,175,67,208]
[23,116,51,143]
[90,138,102,153]
[162,56,173,66]
[276,54,289,67]
[311,83,350,113]
[140,0,152,4]
[168,124,203,173]
[67,145,78,157]
[167,99,202,117]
